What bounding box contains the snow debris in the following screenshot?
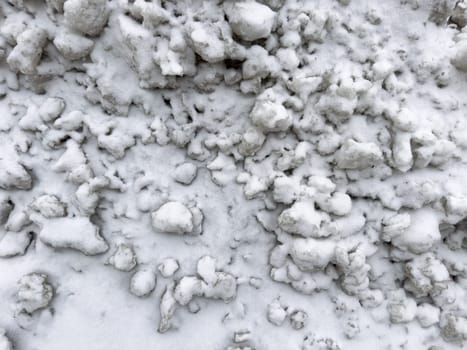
[16,273,53,314]
[6,27,47,74]
[267,298,288,326]
[0,159,32,190]
[387,289,417,324]
[151,201,194,235]
[64,0,108,36]
[30,194,67,218]
[290,238,336,271]
[1,0,467,347]
[278,200,329,238]
[173,163,197,185]
[36,216,108,255]
[404,253,450,297]
[53,30,94,60]
[158,283,177,333]
[38,98,65,123]
[168,256,237,324]
[335,139,383,170]
[158,258,180,278]
[108,243,137,272]
[416,303,440,328]
[225,2,276,41]
[302,333,341,350]
[290,309,308,330]
[250,89,292,132]
[440,313,467,344]
[130,267,157,297]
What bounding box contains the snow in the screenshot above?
[37,217,109,255]
[1,0,467,349]
[16,273,53,314]
[225,2,276,41]
[151,201,194,235]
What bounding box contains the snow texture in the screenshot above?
[0,0,467,349]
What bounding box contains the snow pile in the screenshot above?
[0,0,467,349]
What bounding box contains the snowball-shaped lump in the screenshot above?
[250,98,291,132]
[151,201,194,234]
[174,163,197,185]
[64,0,108,36]
[17,272,53,314]
[335,139,383,170]
[130,268,157,297]
[226,2,276,41]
